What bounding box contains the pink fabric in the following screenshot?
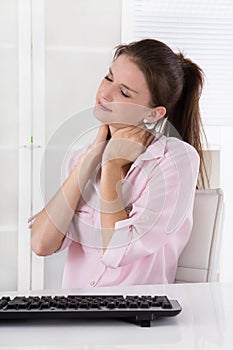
[53,134,200,289]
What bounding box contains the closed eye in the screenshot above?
[104,74,131,98]
[121,90,130,98]
[104,75,113,82]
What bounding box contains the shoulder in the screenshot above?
[146,135,200,181]
[165,136,200,162]
[147,134,200,165]
[164,137,200,183]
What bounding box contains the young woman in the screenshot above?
[30,39,208,288]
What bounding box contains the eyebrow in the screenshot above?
[109,68,139,94]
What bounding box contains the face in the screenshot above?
[94,55,153,129]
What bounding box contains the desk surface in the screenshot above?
[0,282,232,349]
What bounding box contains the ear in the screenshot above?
[148,106,166,122]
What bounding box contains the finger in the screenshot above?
[94,124,109,144]
[145,133,154,147]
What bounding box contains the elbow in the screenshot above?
[31,243,49,257]
[30,226,53,257]
[30,215,65,256]
[30,238,51,257]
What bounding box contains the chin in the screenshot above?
[93,105,109,123]
[93,104,142,128]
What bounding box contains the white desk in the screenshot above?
[0,282,232,349]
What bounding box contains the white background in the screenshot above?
[0,0,232,291]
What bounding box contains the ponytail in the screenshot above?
[169,53,209,189]
[114,39,210,189]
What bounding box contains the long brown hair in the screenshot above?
[114,39,209,189]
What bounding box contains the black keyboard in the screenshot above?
[0,294,182,327]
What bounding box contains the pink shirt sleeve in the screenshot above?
[101,140,200,269]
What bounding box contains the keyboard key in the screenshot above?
[106,301,116,309]
[128,302,139,309]
[140,302,150,309]
[0,300,8,309]
[118,301,128,309]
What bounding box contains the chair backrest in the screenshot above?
[175,188,224,283]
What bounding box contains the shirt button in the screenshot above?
[141,215,148,221]
[90,280,96,287]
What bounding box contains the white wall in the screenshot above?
[45,0,122,141]
[40,0,123,289]
[0,0,19,291]
[0,0,122,291]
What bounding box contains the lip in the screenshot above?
[97,101,112,112]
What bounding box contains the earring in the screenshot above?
[143,119,156,130]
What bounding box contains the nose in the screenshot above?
[100,84,114,102]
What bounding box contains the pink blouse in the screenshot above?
[53,134,199,289]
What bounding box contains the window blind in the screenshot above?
[122,0,233,125]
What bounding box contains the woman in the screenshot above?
[30,39,208,288]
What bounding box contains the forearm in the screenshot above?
[31,151,98,256]
[100,161,128,251]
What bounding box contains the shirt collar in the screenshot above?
[134,133,167,164]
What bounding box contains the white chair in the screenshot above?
[175,188,224,283]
